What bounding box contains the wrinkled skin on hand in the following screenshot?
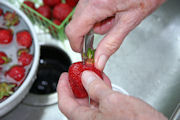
[57,71,168,120]
[66,0,165,70]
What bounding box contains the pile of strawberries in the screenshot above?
[0,8,33,101]
[23,0,78,26]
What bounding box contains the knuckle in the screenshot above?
[88,81,101,95]
[104,40,120,55]
[90,0,109,6]
[105,92,121,104]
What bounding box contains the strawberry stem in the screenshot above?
[2,56,11,64]
[17,48,29,56]
[85,48,95,65]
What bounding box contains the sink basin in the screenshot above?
[94,0,180,118]
[1,0,179,119]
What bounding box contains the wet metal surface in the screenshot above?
[1,0,180,119]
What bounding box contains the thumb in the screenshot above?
[81,71,113,102]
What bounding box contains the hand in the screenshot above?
[57,71,167,120]
[65,0,165,70]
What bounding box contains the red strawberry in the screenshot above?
[53,19,61,25]
[68,48,102,98]
[53,3,72,21]
[0,52,11,65]
[23,1,36,10]
[0,29,13,44]
[18,50,33,66]
[48,19,61,35]
[4,11,20,27]
[0,8,3,16]
[37,5,51,19]
[16,31,32,48]
[6,66,25,81]
[66,0,79,7]
[43,0,61,7]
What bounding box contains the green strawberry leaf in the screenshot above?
[1,56,11,64]
[0,83,15,99]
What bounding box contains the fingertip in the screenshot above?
[95,54,108,71]
[81,71,112,101]
[57,72,68,91]
[65,23,82,53]
[81,71,97,89]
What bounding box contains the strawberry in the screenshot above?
[0,8,3,16]
[6,66,25,82]
[16,30,32,48]
[66,0,79,8]
[37,5,51,19]
[0,82,16,100]
[48,19,61,35]
[18,50,33,66]
[23,1,36,10]
[53,3,72,21]
[0,29,13,44]
[53,19,61,25]
[4,11,20,27]
[17,48,29,56]
[43,0,61,7]
[0,52,11,65]
[69,48,102,98]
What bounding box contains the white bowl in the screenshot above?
[0,1,40,117]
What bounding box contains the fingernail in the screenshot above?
[97,55,108,70]
[82,71,96,86]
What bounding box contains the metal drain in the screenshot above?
[23,44,72,106]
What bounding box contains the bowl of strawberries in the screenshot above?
[0,1,39,116]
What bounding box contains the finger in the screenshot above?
[89,73,111,108]
[57,73,99,120]
[102,72,112,89]
[57,73,79,117]
[65,1,116,52]
[95,10,143,71]
[81,70,113,102]
[93,17,115,35]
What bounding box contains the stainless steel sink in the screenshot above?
[1,0,180,119]
[95,0,180,118]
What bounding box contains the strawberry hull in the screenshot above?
[69,62,102,98]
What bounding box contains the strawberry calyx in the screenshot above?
[17,48,29,56]
[1,56,11,64]
[0,82,16,99]
[4,12,20,27]
[84,48,95,65]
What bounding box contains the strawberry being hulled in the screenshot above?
[0,29,13,44]
[4,11,20,27]
[16,30,32,48]
[69,48,102,98]
[0,51,11,65]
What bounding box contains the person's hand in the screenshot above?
[65,0,165,70]
[57,71,167,120]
